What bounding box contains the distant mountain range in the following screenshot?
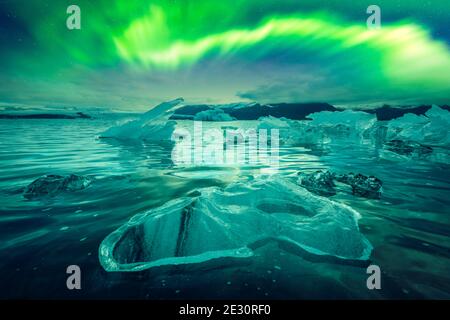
[170,102,336,120]
[0,112,92,119]
[361,105,450,121]
[171,102,450,121]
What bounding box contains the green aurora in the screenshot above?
[0,0,449,110]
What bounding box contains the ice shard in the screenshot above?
[101,98,184,141]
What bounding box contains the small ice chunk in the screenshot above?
[297,170,336,196]
[24,174,92,199]
[336,173,382,199]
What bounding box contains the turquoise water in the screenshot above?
[0,117,449,299]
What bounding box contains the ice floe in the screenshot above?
[99,176,372,272]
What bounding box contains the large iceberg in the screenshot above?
[256,110,377,145]
[99,177,372,272]
[385,105,450,146]
[101,98,184,141]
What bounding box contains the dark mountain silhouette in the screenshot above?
[170,101,449,121]
[226,102,337,120]
[364,105,450,121]
[170,102,337,120]
[170,104,211,119]
[0,112,92,119]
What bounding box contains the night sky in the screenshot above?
[0,0,449,111]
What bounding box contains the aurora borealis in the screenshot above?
[0,0,449,110]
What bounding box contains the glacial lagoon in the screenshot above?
[0,106,449,299]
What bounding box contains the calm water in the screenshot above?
[0,117,449,299]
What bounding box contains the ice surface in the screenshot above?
[101,98,184,141]
[99,177,372,272]
[308,110,377,134]
[194,108,236,121]
[23,174,92,199]
[386,105,450,146]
